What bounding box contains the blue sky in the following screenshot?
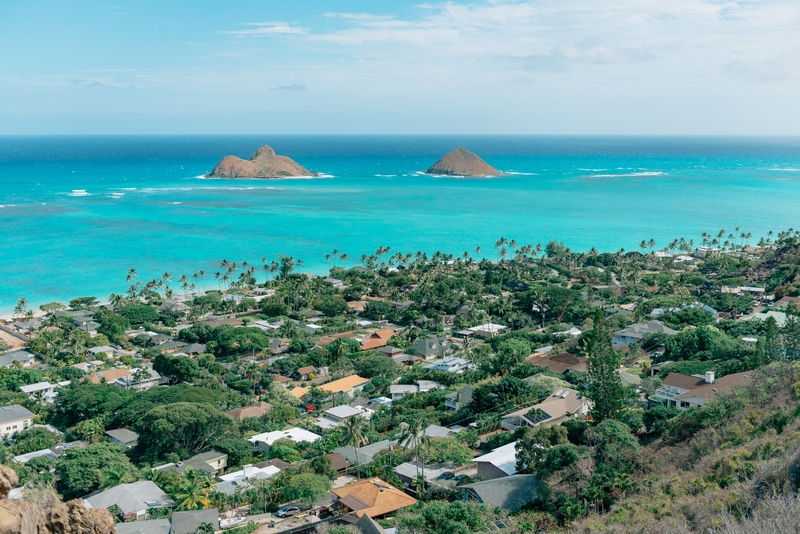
[1,0,799,134]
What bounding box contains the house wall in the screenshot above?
[1,417,30,438]
[477,462,510,480]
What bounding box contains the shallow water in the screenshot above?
[1,135,799,311]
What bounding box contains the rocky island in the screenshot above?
[207,145,317,178]
[426,147,502,177]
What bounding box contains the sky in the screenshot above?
[1,0,799,135]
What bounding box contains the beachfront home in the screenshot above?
[652,371,753,409]
[612,320,678,347]
[319,375,370,397]
[0,405,34,438]
[248,427,321,452]
[331,478,417,518]
[461,475,540,512]
[501,388,590,431]
[83,481,175,521]
[475,441,518,479]
[105,428,139,448]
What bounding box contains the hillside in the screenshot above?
[207,145,317,178]
[426,147,502,176]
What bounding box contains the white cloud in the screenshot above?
[524,38,651,72]
[271,84,308,91]
[223,22,306,36]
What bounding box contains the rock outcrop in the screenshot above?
[207,145,317,178]
[0,465,115,534]
[426,147,501,177]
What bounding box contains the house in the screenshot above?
[19,381,67,403]
[219,464,280,483]
[355,514,388,534]
[158,340,188,354]
[389,380,444,401]
[379,346,404,358]
[525,352,588,374]
[741,310,787,328]
[269,337,291,355]
[468,323,509,339]
[116,519,171,534]
[0,405,34,438]
[296,366,318,381]
[501,388,590,431]
[106,428,139,448]
[248,427,321,452]
[316,405,372,430]
[411,336,451,360]
[461,474,540,512]
[87,368,133,385]
[319,375,371,397]
[445,386,473,411]
[652,371,753,409]
[360,330,395,351]
[695,246,720,258]
[182,343,207,356]
[612,320,678,347]
[154,451,228,476]
[83,481,175,521]
[327,453,351,476]
[331,478,417,518]
[475,441,518,479]
[424,357,474,374]
[290,386,310,400]
[87,346,116,359]
[0,350,35,368]
[273,374,293,388]
[335,440,397,465]
[224,401,272,421]
[170,509,219,534]
[394,461,457,487]
[13,440,87,464]
[424,425,457,438]
[303,323,324,335]
[158,299,190,314]
[113,368,164,390]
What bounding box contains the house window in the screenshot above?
[680,401,690,408]
[23,421,28,429]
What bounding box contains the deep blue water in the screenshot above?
[2,135,800,312]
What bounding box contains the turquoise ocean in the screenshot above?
[1,135,800,313]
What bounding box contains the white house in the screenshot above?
[247,427,321,452]
[0,405,34,438]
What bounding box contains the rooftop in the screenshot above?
[83,481,175,517]
[0,404,34,424]
[319,375,370,394]
[331,478,417,517]
[475,441,518,476]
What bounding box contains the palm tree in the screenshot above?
[398,418,428,497]
[100,465,132,489]
[341,416,369,480]
[126,268,137,283]
[340,253,349,270]
[175,468,213,510]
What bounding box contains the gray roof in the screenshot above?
[355,514,387,534]
[106,428,139,444]
[0,351,35,367]
[424,425,454,438]
[84,481,175,517]
[334,439,397,464]
[191,450,226,463]
[116,519,171,534]
[614,320,678,340]
[0,404,34,424]
[395,461,454,482]
[462,474,540,512]
[170,509,219,534]
[214,478,254,495]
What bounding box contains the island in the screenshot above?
[425,147,502,177]
[207,145,317,178]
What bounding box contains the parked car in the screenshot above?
[436,471,455,481]
[275,506,300,518]
[452,474,470,483]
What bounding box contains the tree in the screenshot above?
[363,301,391,321]
[14,298,34,319]
[341,416,369,480]
[69,296,98,309]
[308,455,337,481]
[396,500,498,534]
[10,428,58,455]
[586,311,627,423]
[175,468,214,510]
[214,438,254,469]
[283,473,331,509]
[154,354,200,383]
[784,313,800,359]
[73,417,106,443]
[121,304,160,325]
[318,295,349,318]
[489,338,530,376]
[133,402,232,461]
[353,352,401,379]
[57,442,137,498]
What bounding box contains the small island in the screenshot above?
[426,147,502,177]
[207,145,317,178]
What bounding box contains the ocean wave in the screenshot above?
[505,171,539,176]
[199,174,333,180]
[0,204,14,208]
[577,168,607,172]
[767,168,800,172]
[585,171,665,178]
[375,174,397,177]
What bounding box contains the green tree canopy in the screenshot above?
[57,442,137,498]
